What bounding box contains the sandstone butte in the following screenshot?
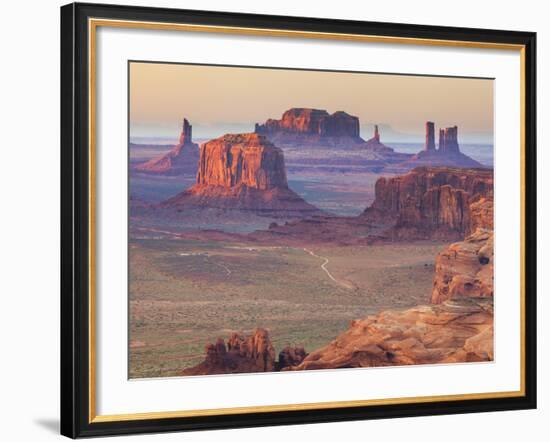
[385,121,485,173]
[254,108,393,152]
[134,118,199,175]
[160,133,322,217]
[363,166,494,240]
[181,329,307,376]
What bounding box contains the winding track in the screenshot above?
[303,248,354,290]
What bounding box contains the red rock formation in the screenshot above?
[363,167,493,240]
[195,133,287,190]
[256,108,360,137]
[182,329,309,376]
[469,196,494,233]
[161,133,322,217]
[291,298,493,371]
[254,108,372,149]
[425,121,436,151]
[134,118,199,175]
[181,329,276,376]
[431,228,494,304]
[363,125,394,152]
[439,126,459,153]
[385,123,484,172]
[278,345,307,370]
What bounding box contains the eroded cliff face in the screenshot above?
[182,329,306,376]
[254,108,370,148]
[195,133,288,190]
[363,167,493,240]
[256,108,360,137]
[161,133,322,217]
[431,228,494,304]
[291,297,493,371]
[134,118,199,175]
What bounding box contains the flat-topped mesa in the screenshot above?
[362,166,494,240]
[255,108,360,137]
[254,108,367,148]
[425,121,436,151]
[134,118,199,175]
[195,133,288,190]
[161,133,322,218]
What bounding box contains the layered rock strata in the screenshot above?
[431,228,494,304]
[363,167,493,240]
[291,297,493,371]
[161,133,322,217]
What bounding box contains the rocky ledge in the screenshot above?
[291,297,493,371]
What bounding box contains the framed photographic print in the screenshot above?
[60,2,537,438]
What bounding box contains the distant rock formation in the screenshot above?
[134,118,199,175]
[363,124,394,152]
[255,108,376,149]
[363,167,494,240]
[385,122,485,172]
[425,121,436,151]
[256,108,360,138]
[160,133,322,217]
[182,329,307,376]
[431,228,494,304]
[290,297,493,371]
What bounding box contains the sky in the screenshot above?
[129,61,494,144]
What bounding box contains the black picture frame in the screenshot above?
[60,2,537,438]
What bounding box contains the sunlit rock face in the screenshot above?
[362,166,493,240]
[160,133,322,218]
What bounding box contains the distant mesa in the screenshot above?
[255,108,393,152]
[160,133,323,218]
[363,166,494,240]
[385,121,485,172]
[133,118,199,175]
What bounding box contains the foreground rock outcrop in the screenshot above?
[291,297,493,371]
[161,133,322,217]
[182,329,306,376]
[134,118,199,175]
[363,167,493,240]
[431,228,494,304]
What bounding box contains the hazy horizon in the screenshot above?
[130,62,494,144]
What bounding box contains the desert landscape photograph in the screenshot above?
[128,62,494,379]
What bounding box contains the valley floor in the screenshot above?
[129,237,446,378]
